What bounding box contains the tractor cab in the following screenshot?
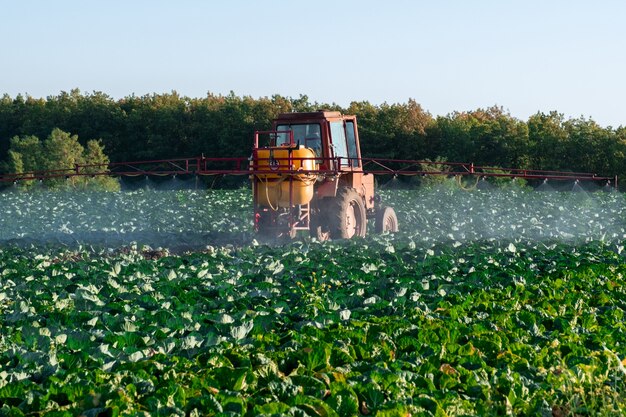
[272,111,362,170]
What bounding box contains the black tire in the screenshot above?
[328,188,367,239]
[375,206,398,233]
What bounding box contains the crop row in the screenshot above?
[1,236,625,416]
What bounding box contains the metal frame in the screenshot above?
[1,154,616,186]
[1,155,616,188]
[360,158,617,186]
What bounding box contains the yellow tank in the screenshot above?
[254,146,317,208]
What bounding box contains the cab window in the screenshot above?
[345,121,359,167]
[329,121,349,166]
[275,123,322,156]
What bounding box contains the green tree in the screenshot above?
[2,135,44,188]
[527,112,568,170]
[80,139,120,190]
[432,113,467,163]
[7,135,44,172]
[42,128,85,188]
[431,107,530,169]
[466,107,530,168]
[6,150,24,175]
[616,127,626,187]
[347,99,433,160]
[563,117,618,175]
[3,128,119,191]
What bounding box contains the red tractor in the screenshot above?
[251,111,398,240]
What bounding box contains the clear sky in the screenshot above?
[1,0,624,127]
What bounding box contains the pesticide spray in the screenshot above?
[0,176,623,252]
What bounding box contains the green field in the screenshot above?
[1,188,625,416]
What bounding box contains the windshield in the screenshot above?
[275,123,322,156]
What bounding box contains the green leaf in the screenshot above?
[300,343,332,372]
[327,383,359,417]
[186,394,223,415]
[253,402,291,415]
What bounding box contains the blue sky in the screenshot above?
[1,0,624,127]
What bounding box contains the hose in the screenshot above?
[255,173,316,212]
[456,175,479,191]
[256,175,283,212]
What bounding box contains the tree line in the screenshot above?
[1,89,624,187]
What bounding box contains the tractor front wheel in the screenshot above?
[330,188,367,239]
[375,206,399,233]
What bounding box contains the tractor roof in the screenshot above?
[275,111,345,122]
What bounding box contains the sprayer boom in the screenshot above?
[0,156,616,188]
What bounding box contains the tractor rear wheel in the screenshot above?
[375,206,399,233]
[329,188,367,239]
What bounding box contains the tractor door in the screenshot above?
[329,119,360,169]
[329,121,349,168]
[345,119,360,168]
